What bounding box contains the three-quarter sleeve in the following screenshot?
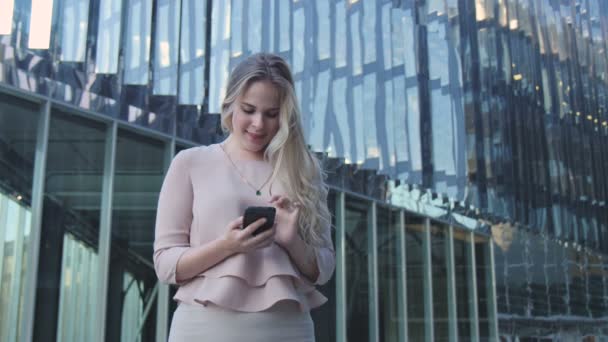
[153,150,193,285]
[312,223,336,285]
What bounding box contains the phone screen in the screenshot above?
[243,206,276,235]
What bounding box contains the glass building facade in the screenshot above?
[0,0,607,341]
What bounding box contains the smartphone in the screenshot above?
[243,206,276,236]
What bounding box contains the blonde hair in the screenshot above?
[220,53,330,247]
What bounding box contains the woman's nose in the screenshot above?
[251,113,264,127]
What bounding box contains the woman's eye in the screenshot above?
[243,108,254,114]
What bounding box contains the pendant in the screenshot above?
[256,190,261,196]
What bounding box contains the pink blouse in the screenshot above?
[153,144,335,312]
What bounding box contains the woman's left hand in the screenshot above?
[269,195,300,249]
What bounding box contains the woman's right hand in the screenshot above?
[221,216,276,254]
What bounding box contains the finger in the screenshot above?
[249,226,275,246]
[242,217,267,235]
[269,195,283,204]
[228,216,244,230]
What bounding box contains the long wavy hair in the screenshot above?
[220,53,330,247]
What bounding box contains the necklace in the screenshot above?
[219,143,272,196]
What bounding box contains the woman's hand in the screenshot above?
[269,195,300,249]
[221,216,276,254]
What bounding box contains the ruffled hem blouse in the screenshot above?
[153,144,335,312]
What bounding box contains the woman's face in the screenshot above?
[230,80,281,158]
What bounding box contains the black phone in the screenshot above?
[243,206,276,236]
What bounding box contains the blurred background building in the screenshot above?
[0,0,607,341]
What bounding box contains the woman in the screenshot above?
[153,53,335,341]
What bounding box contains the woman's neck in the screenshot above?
[222,136,266,161]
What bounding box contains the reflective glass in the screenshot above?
[95,0,122,73]
[315,0,330,60]
[475,238,491,340]
[334,1,346,68]
[179,0,207,105]
[292,7,305,74]
[208,0,230,113]
[331,78,349,160]
[278,0,290,52]
[123,0,153,85]
[309,69,330,151]
[153,0,181,95]
[0,94,38,342]
[230,0,243,56]
[363,73,378,165]
[405,215,426,341]
[453,229,472,340]
[106,129,164,341]
[246,0,262,53]
[34,110,105,342]
[58,0,89,62]
[311,192,337,342]
[344,196,369,342]
[350,11,362,76]
[362,0,376,65]
[377,206,403,342]
[430,222,449,340]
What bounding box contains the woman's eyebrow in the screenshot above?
[242,102,280,111]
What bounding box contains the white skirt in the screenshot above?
[168,301,315,342]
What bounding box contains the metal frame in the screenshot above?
[0,193,8,341]
[487,238,499,339]
[423,218,434,341]
[336,192,347,342]
[446,226,458,341]
[468,231,480,341]
[20,100,50,342]
[156,138,176,342]
[397,210,408,341]
[96,121,117,342]
[368,202,379,342]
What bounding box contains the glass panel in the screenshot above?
[334,0,346,68]
[405,215,426,341]
[179,0,207,105]
[430,222,449,341]
[153,0,181,95]
[361,0,376,65]
[315,0,330,60]
[246,0,262,53]
[208,0,230,112]
[34,110,106,342]
[377,206,402,342]
[350,10,362,76]
[292,7,305,74]
[453,229,472,340]
[311,191,336,342]
[278,0,290,52]
[28,0,53,49]
[0,94,38,342]
[123,0,153,85]
[58,0,90,62]
[475,237,491,341]
[106,129,164,341]
[0,0,15,35]
[95,0,123,73]
[344,196,369,342]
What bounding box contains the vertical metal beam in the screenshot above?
[336,192,347,342]
[156,138,175,342]
[0,195,8,339]
[397,210,408,342]
[8,203,26,341]
[467,232,480,342]
[446,226,458,341]
[368,202,379,342]
[486,238,499,339]
[20,100,50,342]
[423,218,434,341]
[96,121,117,342]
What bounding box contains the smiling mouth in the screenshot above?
[247,132,265,139]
